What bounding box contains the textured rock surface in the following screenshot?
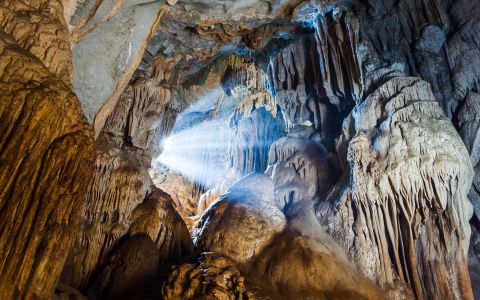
[0,0,74,84]
[0,2,93,298]
[194,173,286,263]
[267,126,335,211]
[459,93,480,223]
[2,0,480,299]
[318,77,474,299]
[63,56,192,289]
[54,283,87,300]
[162,252,256,300]
[152,171,200,230]
[71,0,171,133]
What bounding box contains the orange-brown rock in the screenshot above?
[248,233,386,300]
[63,55,192,289]
[0,0,73,84]
[129,188,194,258]
[0,30,93,299]
[162,252,257,300]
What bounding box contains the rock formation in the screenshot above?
[162,252,256,300]
[194,173,286,263]
[319,77,474,299]
[0,1,93,299]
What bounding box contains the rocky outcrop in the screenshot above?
[318,77,474,299]
[162,252,256,300]
[152,171,201,230]
[0,2,93,298]
[194,173,286,263]
[249,233,385,300]
[267,125,336,212]
[54,283,87,300]
[0,0,74,84]
[459,93,480,223]
[129,188,193,258]
[268,35,345,148]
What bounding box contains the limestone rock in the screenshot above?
[318,77,474,299]
[71,0,171,132]
[0,12,93,300]
[0,0,74,84]
[63,55,189,289]
[54,283,87,300]
[152,171,200,230]
[266,128,334,212]
[194,173,286,263]
[129,188,194,258]
[162,252,256,300]
[64,135,153,288]
[459,92,480,221]
[249,233,386,300]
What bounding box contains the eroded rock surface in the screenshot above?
[249,233,386,300]
[162,253,256,300]
[0,2,93,298]
[86,233,160,300]
[63,56,192,289]
[194,173,286,263]
[319,77,474,299]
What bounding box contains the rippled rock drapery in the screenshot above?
[224,57,286,176]
[318,77,474,299]
[0,1,94,299]
[63,56,192,289]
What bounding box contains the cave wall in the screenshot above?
[0,1,93,298]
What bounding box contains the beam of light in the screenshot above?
[154,118,233,189]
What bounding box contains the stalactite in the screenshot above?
[0,1,93,298]
[318,77,474,300]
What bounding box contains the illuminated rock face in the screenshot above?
[194,173,286,263]
[319,77,474,299]
[1,0,480,299]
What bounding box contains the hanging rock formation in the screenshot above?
[62,56,192,290]
[318,77,474,299]
[0,1,93,299]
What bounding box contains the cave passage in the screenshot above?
[1,1,480,300]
